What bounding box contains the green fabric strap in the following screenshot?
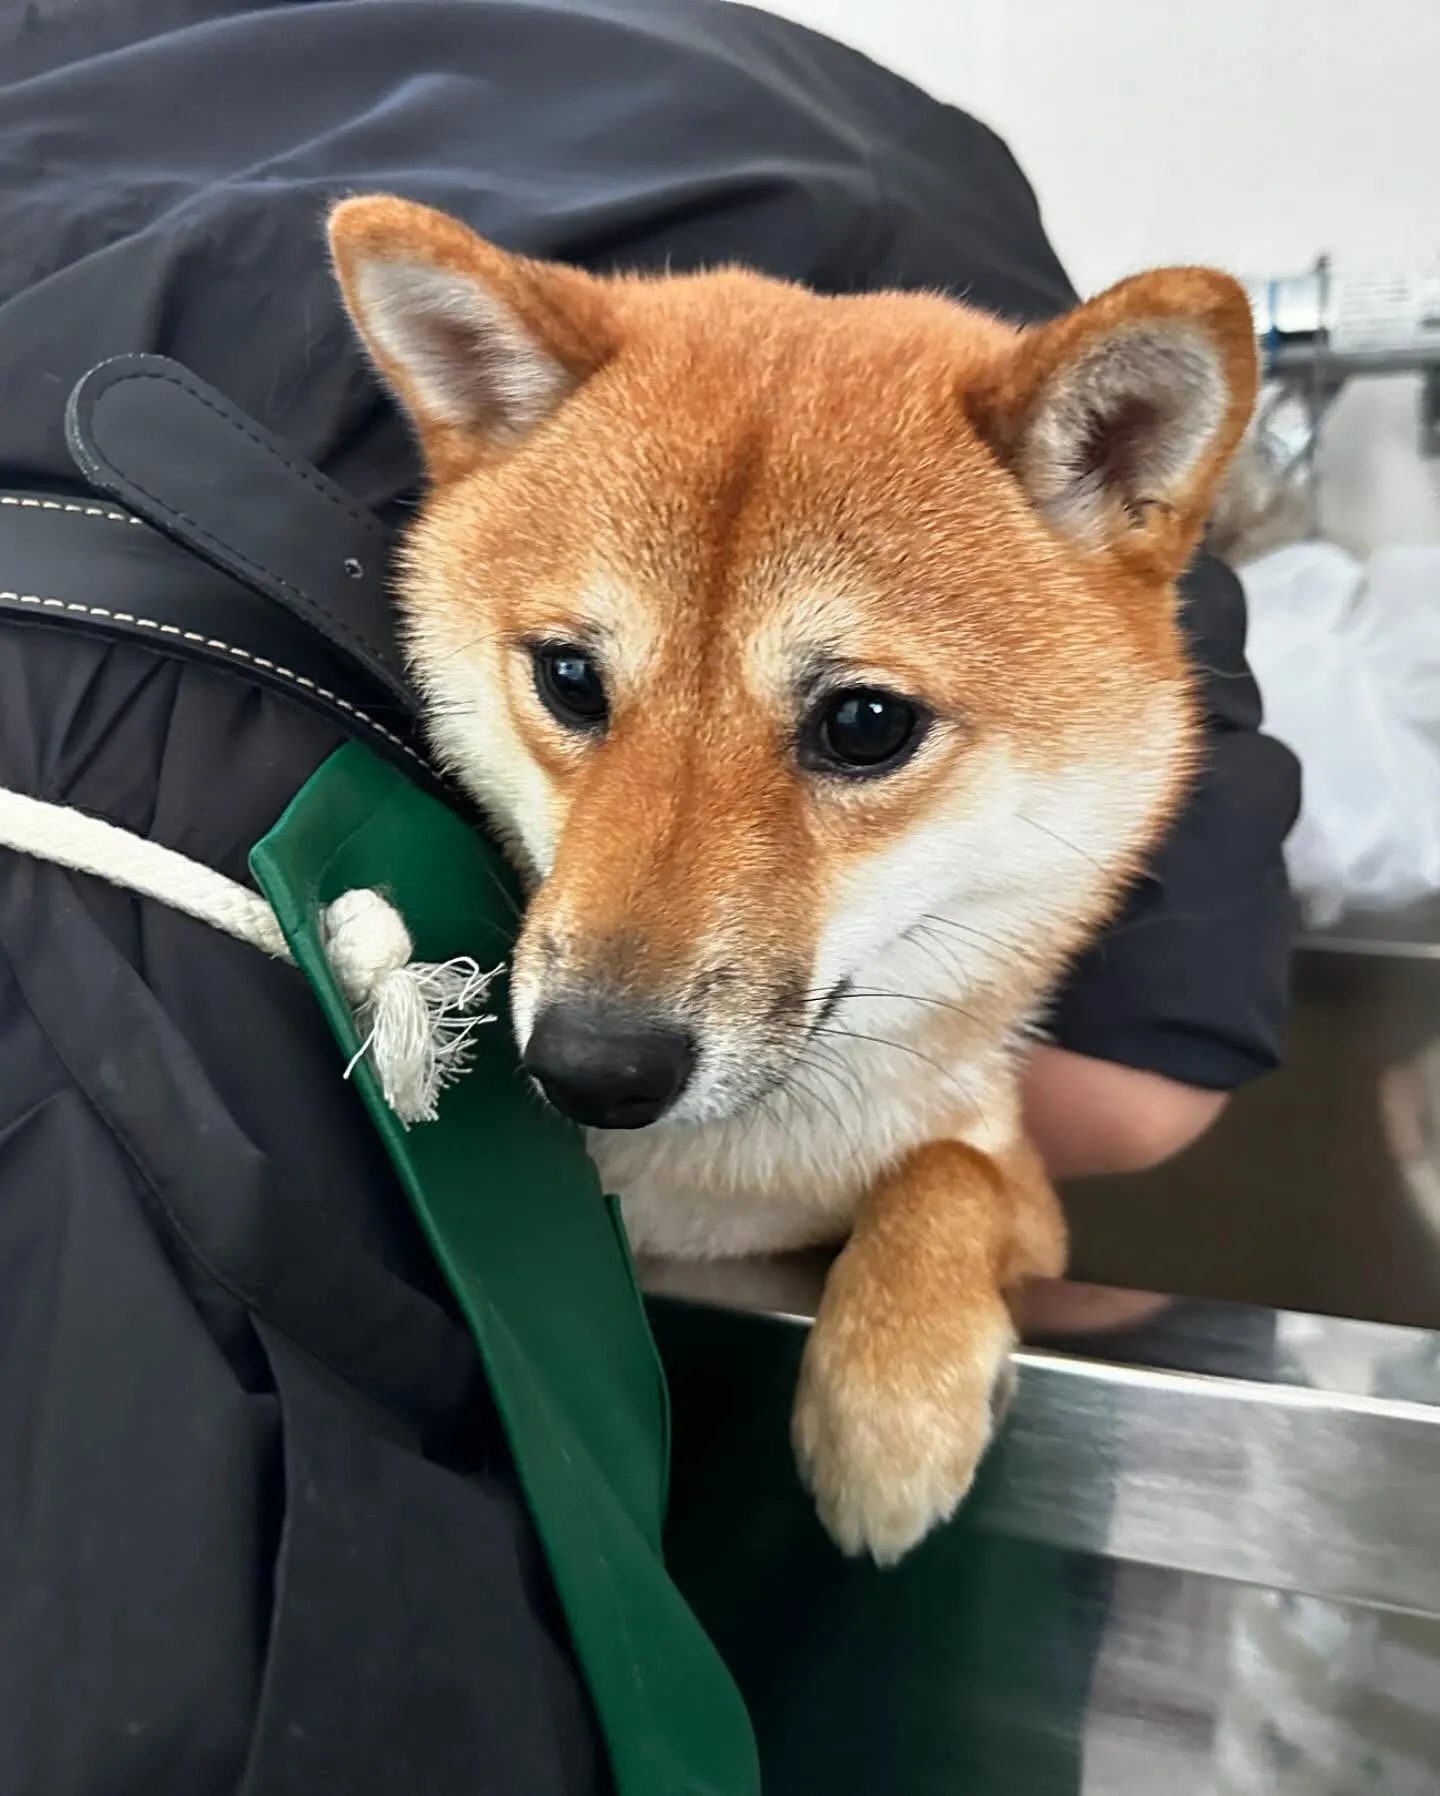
[250,741,758,1796]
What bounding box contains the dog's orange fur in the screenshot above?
[329,195,1257,1562]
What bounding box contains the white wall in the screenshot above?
[757,0,1440,549]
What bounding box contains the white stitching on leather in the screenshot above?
[1,588,423,766]
[1,495,141,527]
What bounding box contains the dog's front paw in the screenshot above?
[791,1300,1015,1566]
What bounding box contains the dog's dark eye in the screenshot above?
[533,643,608,730]
[806,687,927,775]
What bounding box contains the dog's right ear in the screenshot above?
[328,195,616,475]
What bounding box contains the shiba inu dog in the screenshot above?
[329,195,1257,1564]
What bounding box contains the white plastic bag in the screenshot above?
[1240,542,1440,927]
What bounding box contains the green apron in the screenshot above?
[250,742,759,1796]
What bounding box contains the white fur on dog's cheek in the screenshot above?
[811,697,1188,1005]
[411,647,562,878]
[405,636,562,1062]
[506,958,543,1056]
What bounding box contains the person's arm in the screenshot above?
[1031,551,1300,1180]
[1021,1044,1229,1180]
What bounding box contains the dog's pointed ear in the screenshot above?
[965,268,1258,577]
[328,195,616,472]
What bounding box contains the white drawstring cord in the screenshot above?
[0,786,500,1125]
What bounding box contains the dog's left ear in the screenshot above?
[328,194,617,479]
[965,268,1258,578]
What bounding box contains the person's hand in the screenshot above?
[1021,1043,1227,1181]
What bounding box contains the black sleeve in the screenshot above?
[1046,552,1302,1091]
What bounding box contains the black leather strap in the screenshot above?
[0,490,445,799]
[65,355,413,712]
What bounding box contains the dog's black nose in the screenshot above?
[522,1002,697,1129]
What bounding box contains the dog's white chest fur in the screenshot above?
[589,1032,1017,1259]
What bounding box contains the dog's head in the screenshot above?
[330,197,1256,1133]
